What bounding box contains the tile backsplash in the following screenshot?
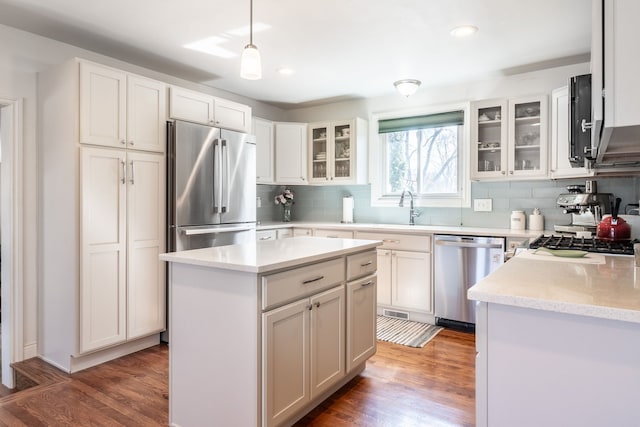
[258,177,639,230]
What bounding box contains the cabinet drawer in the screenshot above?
[356,231,431,252]
[256,230,277,242]
[346,250,377,281]
[314,229,354,239]
[262,257,345,310]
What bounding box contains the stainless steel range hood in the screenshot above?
[594,125,640,169]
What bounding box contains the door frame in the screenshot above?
[1,98,25,389]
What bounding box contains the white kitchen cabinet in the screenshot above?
[263,285,345,427]
[313,228,354,239]
[471,95,548,180]
[39,58,166,373]
[254,117,275,183]
[356,231,432,319]
[308,118,368,184]
[79,61,166,153]
[80,147,166,352]
[276,228,293,239]
[274,122,308,184]
[470,98,508,180]
[79,147,127,351]
[169,86,252,133]
[550,86,593,178]
[293,228,312,237]
[346,271,377,373]
[507,95,548,178]
[590,0,640,165]
[256,229,277,242]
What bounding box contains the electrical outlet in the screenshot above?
[474,198,493,212]
[256,196,262,208]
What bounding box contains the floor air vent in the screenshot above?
[382,309,409,320]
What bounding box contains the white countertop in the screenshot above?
[468,250,640,324]
[160,236,381,274]
[257,221,544,239]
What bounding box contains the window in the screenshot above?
[370,104,470,208]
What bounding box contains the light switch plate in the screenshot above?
[474,198,493,212]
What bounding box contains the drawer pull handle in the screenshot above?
[360,261,373,267]
[259,236,272,240]
[361,281,374,288]
[302,276,324,285]
[383,239,400,244]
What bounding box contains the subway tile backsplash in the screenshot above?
[258,177,639,230]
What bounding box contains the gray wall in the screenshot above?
[258,177,640,230]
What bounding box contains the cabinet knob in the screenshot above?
[501,171,506,175]
[315,302,321,308]
[306,304,313,311]
[509,170,514,175]
[120,139,126,145]
[129,140,134,146]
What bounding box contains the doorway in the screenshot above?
[0,98,25,389]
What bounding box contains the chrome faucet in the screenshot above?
[399,190,421,225]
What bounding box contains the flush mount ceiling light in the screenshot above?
[394,79,421,97]
[450,25,478,38]
[240,0,262,80]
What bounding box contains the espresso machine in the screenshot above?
[554,182,613,234]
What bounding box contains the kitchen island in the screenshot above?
[468,251,640,427]
[160,236,381,427]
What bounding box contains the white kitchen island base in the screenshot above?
[162,237,380,427]
[470,253,640,427]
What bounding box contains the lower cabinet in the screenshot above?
[313,228,354,238]
[357,232,433,316]
[80,147,166,353]
[263,285,345,427]
[346,275,377,372]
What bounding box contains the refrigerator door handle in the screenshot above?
[212,139,220,213]
[179,225,255,236]
[221,139,229,213]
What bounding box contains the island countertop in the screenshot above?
[160,236,381,273]
[468,250,640,324]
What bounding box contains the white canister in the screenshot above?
[510,210,526,231]
[529,208,544,231]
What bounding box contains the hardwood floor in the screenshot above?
[0,329,475,426]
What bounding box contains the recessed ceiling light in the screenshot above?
[277,67,295,76]
[450,25,478,38]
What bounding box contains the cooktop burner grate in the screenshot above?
[529,235,637,255]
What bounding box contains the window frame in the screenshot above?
[369,102,471,208]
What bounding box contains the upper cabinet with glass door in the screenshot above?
[508,95,548,179]
[308,118,368,185]
[471,99,508,180]
[471,95,548,180]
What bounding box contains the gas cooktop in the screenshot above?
[529,235,638,255]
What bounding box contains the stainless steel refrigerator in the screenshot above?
[167,120,257,252]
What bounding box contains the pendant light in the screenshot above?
[394,79,421,97]
[240,0,262,80]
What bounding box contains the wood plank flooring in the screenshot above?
[0,329,475,426]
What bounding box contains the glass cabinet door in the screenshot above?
[471,99,508,180]
[508,95,548,178]
[332,122,352,181]
[309,123,329,181]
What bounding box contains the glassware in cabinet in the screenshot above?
[471,99,508,179]
[310,124,329,180]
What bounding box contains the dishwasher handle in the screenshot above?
[435,240,504,250]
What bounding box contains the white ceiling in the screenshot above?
[0,0,592,109]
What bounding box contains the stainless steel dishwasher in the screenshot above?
[434,235,505,331]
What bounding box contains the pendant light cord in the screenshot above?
[249,0,254,46]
